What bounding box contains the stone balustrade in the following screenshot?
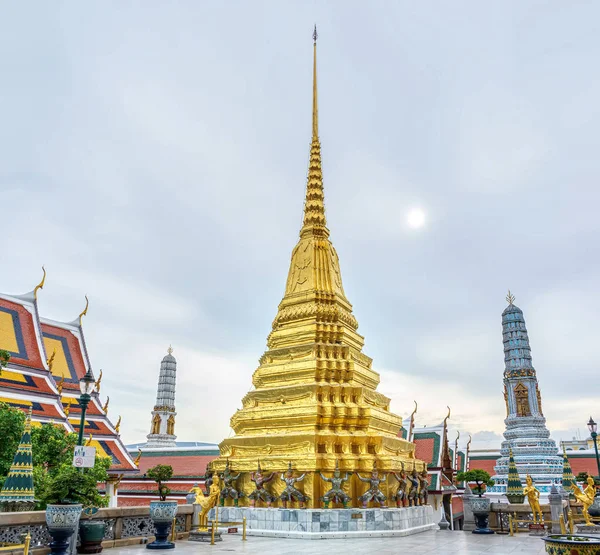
[0,505,194,553]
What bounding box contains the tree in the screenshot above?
[0,350,9,375]
[456,469,495,497]
[575,471,600,486]
[36,456,111,509]
[31,424,78,470]
[0,402,26,488]
[147,464,173,501]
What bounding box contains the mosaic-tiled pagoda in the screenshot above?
[210,31,424,508]
[489,293,562,498]
[146,347,177,448]
[0,273,137,475]
[0,408,35,511]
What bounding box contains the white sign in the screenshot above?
[73,446,96,468]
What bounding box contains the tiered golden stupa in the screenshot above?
[212,29,424,508]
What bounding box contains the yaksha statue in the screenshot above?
[418,468,429,506]
[356,462,387,508]
[199,463,213,495]
[392,463,408,508]
[319,460,351,508]
[279,462,307,508]
[219,459,244,507]
[248,460,275,507]
[523,474,543,524]
[407,469,419,507]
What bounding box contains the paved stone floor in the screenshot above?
[117,530,547,554]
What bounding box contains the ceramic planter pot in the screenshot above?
[469,496,494,535]
[506,493,525,504]
[147,501,178,550]
[78,520,107,554]
[46,504,83,555]
[542,534,600,554]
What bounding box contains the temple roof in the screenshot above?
[0,279,137,474]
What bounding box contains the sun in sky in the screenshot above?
[406,208,426,229]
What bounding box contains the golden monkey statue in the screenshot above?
[192,475,221,531]
[571,476,596,526]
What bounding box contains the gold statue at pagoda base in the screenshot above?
[209,28,425,508]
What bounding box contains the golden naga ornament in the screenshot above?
[47,348,57,374]
[85,433,93,446]
[209,28,425,508]
[63,398,72,416]
[134,448,142,467]
[115,415,122,433]
[56,370,64,395]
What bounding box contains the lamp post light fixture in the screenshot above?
[587,417,600,481]
[78,369,96,447]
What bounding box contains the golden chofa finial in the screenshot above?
[115,415,121,434]
[95,369,103,394]
[506,290,516,306]
[33,266,46,300]
[408,400,418,442]
[78,295,89,326]
[102,396,110,413]
[134,448,142,467]
[443,406,451,427]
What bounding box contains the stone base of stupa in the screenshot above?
[208,506,435,539]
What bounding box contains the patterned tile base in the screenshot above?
[208,505,435,539]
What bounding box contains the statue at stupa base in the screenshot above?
[391,464,408,508]
[523,475,544,524]
[319,460,351,508]
[279,462,308,508]
[357,463,387,509]
[248,462,275,508]
[407,470,420,507]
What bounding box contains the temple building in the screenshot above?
[146,347,177,448]
[208,30,426,507]
[120,349,218,506]
[487,293,562,498]
[0,274,138,485]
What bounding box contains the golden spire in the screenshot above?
[506,290,516,306]
[312,25,318,140]
[33,266,46,300]
[301,25,327,236]
[78,295,89,326]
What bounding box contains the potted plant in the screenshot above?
[38,457,110,555]
[146,464,177,550]
[456,469,495,535]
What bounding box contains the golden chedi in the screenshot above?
[212,29,424,508]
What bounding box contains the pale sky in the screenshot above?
[2,2,600,450]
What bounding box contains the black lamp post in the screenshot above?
[78,369,96,447]
[587,417,600,481]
